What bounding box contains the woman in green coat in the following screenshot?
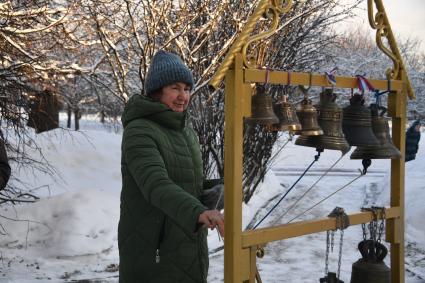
[119,50,224,283]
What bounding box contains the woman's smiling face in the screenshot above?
[159,82,191,112]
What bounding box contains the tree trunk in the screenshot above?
[100,110,105,123]
[67,105,72,128]
[74,109,80,131]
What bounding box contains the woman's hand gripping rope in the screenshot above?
[198,188,224,240]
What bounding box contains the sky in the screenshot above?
[341,0,425,51]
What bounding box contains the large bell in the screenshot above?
[268,95,302,132]
[296,89,350,154]
[350,240,391,283]
[342,94,380,146]
[245,85,279,125]
[293,97,323,136]
[351,104,402,159]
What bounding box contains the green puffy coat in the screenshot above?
[119,94,212,283]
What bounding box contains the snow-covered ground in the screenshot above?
[0,117,424,282]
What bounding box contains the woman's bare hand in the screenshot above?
[198,210,224,237]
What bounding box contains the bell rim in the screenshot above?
[316,135,351,154]
[350,145,402,159]
[296,129,324,136]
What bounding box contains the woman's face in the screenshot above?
[159,82,191,112]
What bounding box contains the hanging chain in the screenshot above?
[362,222,367,240]
[337,229,344,279]
[362,206,386,242]
[325,207,349,281]
[373,209,378,241]
[324,230,330,275]
[376,207,386,242]
[365,207,377,241]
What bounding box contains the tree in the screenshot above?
[0,0,91,202]
[75,0,361,202]
[320,28,425,118]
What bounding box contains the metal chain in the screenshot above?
[377,207,386,242]
[362,222,367,240]
[324,207,349,280]
[325,230,330,276]
[373,212,378,241]
[367,222,372,240]
[367,207,378,241]
[337,229,344,279]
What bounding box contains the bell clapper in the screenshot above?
[361,159,372,175]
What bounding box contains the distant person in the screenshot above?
[119,50,224,283]
[0,130,11,190]
[405,120,421,162]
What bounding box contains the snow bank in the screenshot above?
[405,137,425,250]
[0,189,119,258]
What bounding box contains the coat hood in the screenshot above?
[122,94,187,130]
[407,120,421,133]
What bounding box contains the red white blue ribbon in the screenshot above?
[325,67,338,85]
[356,75,375,93]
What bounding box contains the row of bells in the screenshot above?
[246,86,401,159]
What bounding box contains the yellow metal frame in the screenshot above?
[210,1,412,282]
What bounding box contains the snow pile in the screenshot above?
[405,145,425,250]
[0,189,119,258]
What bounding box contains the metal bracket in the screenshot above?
[328,207,350,230]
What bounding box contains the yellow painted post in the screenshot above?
[224,53,248,283]
[387,70,407,283]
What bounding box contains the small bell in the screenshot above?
[294,97,323,136]
[351,104,401,160]
[350,240,391,283]
[245,85,279,125]
[296,89,350,154]
[342,94,380,146]
[268,95,301,132]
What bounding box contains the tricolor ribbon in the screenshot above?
[325,67,338,85]
[356,74,375,93]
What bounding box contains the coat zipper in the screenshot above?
[156,216,166,264]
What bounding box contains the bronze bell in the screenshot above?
[296,89,350,154]
[293,97,323,136]
[342,94,380,146]
[350,240,390,283]
[268,95,301,132]
[245,85,279,125]
[351,105,401,160]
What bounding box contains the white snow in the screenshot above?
[0,119,424,282]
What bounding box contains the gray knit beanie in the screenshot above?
[144,50,194,96]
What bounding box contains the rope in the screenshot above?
[287,172,365,224]
[252,150,322,230]
[272,154,345,225]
